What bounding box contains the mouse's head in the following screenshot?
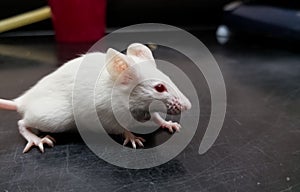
[105,43,191,121]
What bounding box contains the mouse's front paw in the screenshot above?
[123,130,146,149]
[160,121,181,133]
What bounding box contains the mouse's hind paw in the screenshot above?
[23,135,56,153]
[18,120,56,153]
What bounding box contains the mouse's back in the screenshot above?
[15,52,106,132]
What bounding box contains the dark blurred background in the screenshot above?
[1,0,300,43]
[0,0,232,32]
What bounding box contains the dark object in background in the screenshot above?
[49,0,106,42]
[217,1,300,43]
[106,0,232,29]
[0,0,232,34]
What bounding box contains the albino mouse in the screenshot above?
[0,43,191,153]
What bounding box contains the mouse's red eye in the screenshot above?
[154,84,167,93]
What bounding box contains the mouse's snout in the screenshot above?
[166,95,191,115]
[182,98,192,111]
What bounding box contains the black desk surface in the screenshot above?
[0,33,299,192]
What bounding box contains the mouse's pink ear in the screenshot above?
[106,48,138,84]
[126,43,156,67]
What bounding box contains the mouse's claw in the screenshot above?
[160,121,181,133]
[123,130,145,149]
[23,135,55,153]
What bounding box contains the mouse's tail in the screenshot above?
[0,98,17,111]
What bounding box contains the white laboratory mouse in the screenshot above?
[0,43,191,153]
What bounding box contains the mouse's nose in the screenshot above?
[185,99,192,110]
[181,102,191,111]
[180,96,191,111]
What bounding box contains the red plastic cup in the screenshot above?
[49,0,106,42]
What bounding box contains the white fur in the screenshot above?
[15,54,86,132]
[12,43,191,143]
